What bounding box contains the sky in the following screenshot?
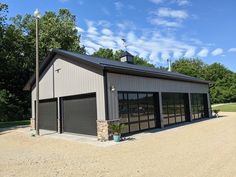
[2,0,236,71]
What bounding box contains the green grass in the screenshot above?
[212,103,236,112]
[0,120,30,128]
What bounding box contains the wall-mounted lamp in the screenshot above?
[55,68,61,73]
[110,85,116,92]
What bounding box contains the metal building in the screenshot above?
[24,49,211,140]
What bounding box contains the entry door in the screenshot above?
[38,99,58,131]
[62,93,97,135]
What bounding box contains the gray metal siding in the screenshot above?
[31,55,106,121]
[107,73,209,120]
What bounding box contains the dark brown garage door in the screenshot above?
[38,99,58,131]
[62,93,97,136]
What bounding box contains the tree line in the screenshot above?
[0,4,235,121]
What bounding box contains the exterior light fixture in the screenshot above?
[110,85,116,92]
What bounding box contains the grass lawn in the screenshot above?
[0,120,30,128]
[212,103,236,112]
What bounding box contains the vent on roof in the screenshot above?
[120,51,134,64]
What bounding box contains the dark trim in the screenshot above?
[103,70,109,120]
[61,92,96,100]
[38,98,57,103]
[154,93,161,128]
[104,67,209,85]
[184,94,191,122]
[52,64,55,98]
[54,49,104,70]
[59,97,63,133]
[24,49,210,91]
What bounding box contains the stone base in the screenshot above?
[30,118,35,130]
[97,119,120,141]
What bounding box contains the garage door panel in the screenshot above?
[62,94,97,135]
[118,92,159,134]
[39,99,57,131]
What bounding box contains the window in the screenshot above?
[118,92,157,133]
[162,93,188,126]
[191,93,208,119]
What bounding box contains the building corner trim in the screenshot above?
[103,70,109,120]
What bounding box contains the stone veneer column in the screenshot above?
[188,93,193,122]
[97,119,120,141]
[97,120,109,141]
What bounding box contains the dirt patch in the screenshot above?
[0,112,236,177]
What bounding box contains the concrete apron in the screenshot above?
[36,129,120,147]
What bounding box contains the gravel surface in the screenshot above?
[0,112,236,177]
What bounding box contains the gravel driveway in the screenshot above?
[0,112,236,177]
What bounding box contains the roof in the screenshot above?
[121,51,133,57]
[24,49,209,91]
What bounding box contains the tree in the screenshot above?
[0,6,86,121]
[93,48,114,60]
[172,58,207,79]
[11,9,85,66]
[92,48,155,67]
[172,58,236,104]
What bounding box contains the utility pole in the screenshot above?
[34,9,40,135]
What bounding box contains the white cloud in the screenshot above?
[176,0,190,6]
[75,26,84,33]
[149,18,180,27]
[114,1,123,11]
[184,48,195,58]
[161,52,171,60]
[212,48,223,56]
[149,0,190,6]
[79,20,218,65]
[149,8,188,27]
[83,40,102,51]
[86,20,98,35]
[101,28,113,36]
[157,8,188,19]
[197,48,209,57]
[149,0,163,4]
[173,50,183,58]
[228,48,236,52]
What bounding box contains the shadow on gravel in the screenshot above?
[0,125,29,135]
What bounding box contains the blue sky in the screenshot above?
[2,0,236,71]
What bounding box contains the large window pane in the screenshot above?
[191,93,206,119]
[149,120,156,128]
[140,122,149,130]
[121,124,129,134]
[162,93,187,126]
[128,93,139,122]
[130,123,139,132]
[118,92,157,133]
